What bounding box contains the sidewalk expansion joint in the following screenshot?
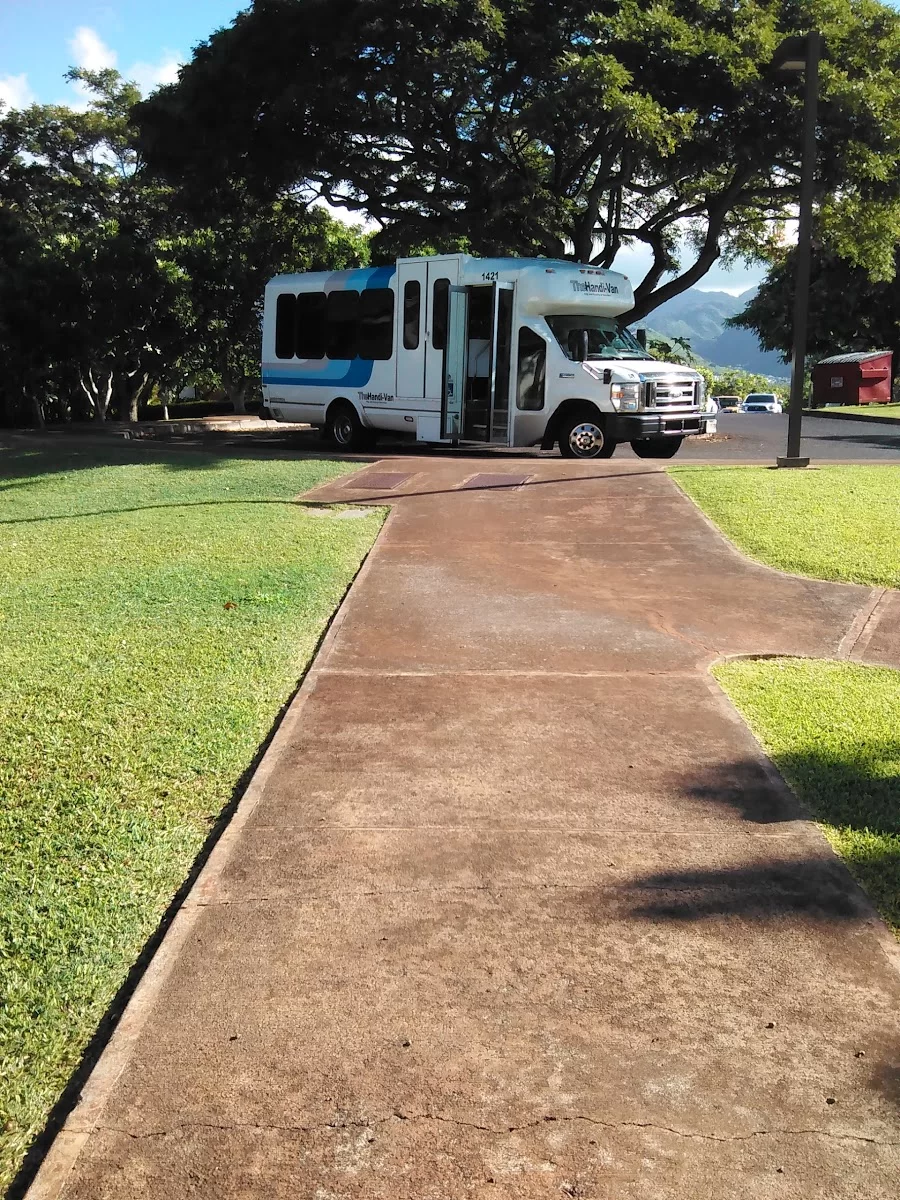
[315,668,705,678]
[98,1115,899,1147]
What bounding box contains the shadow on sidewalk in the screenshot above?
[624,742,899,928]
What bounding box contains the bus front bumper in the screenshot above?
[609,412,710,440]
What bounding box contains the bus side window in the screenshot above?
[275,293,296,359]
[325,289,360,360]
[358,288,395,360]
[295,292,326,360]
[516,328,546,410]
[403,280,421,350]
[432,278,450,350]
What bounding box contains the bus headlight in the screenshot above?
[611,382,640,411]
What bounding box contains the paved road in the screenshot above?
[31,458,900,1200]
[99,408,900,464]
[673,411,900,463]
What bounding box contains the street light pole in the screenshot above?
[778,30,822,467]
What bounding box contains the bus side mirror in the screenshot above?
[636,328,647,349]
[570,329,589,361]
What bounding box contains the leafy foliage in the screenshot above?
[711,366,788,402]
[731,242,900,376]
[0,72,368,424]
[138,0,900,320]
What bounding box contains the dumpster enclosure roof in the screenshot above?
[815,351,891,365]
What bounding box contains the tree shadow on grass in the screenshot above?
[0,435,368,489]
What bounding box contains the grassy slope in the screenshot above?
[0,442,383,1189]
[818,404,900,418]
[672,465,900,588]
[672,465,899,937]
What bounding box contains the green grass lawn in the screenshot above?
[672,464,900,588]
[673,464,900,938]
[713,659,899,936]
[817,403,900,419]
[0,440,383,1190]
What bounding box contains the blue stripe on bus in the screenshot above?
[262,359,376,387]
[359,264,396,288]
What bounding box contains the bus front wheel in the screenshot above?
[631,436,684,459]
[558,413,616,459]
[324,403,375,452]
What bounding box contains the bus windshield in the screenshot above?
[546,316,650,361]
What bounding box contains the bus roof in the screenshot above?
[266,255,634,316]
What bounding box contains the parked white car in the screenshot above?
[741,392,783,413]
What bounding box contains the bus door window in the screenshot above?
[517,327,546,410]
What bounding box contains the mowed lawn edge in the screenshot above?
[670,464,900,590]
[0,442,385,1191]
[670,464,899,938]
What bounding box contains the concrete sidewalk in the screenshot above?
[29,459,900,1199]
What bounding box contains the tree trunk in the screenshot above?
[79,365,115,422]
[29,391,45,429]
[24,373,45,429]
[127,374,151,423]
[221,369,249,414]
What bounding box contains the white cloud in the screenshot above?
[127,53,181,96]
[0,73,35,110]
[69,26,117,72]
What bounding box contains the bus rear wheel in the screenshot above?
[558,412,616,459]
[631,436,684,459]
[324,402,375,452]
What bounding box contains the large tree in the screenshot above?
[0,70,368,426]
[731,243,900,377]
[174,203,369,412]
[137,0,900,321]
[0,70,193,422]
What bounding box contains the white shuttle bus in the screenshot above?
[261,255,713,458]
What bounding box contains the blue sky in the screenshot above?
[0,1,244,107]
[0,0,763,293]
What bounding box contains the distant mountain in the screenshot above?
[639,287,789,378]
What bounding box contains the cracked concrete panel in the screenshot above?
[852,590,900,665]
[64,1117,900,1200]
[380,493,708,547]
[324,547,705,673]
[323,533,866,674]
[69,886,898,1154]
[207,827,833,906]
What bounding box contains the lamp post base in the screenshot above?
[775,455,811,468]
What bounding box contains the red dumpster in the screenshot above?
[812,351,893,407]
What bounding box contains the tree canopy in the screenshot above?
[137,0,900,321]
[732,242,900,375]
[0,71,367,425]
